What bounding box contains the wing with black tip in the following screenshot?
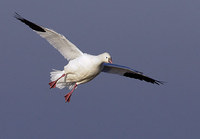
[102,63,163,85]
[15,13,83,61]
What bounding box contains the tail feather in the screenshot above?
[50,69,64,81]
[50,69,75,89]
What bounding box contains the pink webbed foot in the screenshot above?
[64,93,72,103]
[49,81,57,88]
[49,74,65,89]
[64,84,77,103]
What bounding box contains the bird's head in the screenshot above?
[100,52,112,64]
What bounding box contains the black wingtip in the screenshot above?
[14,12,46,32]
[123,72,164,85]
[154,80,165,85]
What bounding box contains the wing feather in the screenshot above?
[102,63,163,85]
[15,13,83,61]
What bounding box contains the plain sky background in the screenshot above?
[1,0,200,138]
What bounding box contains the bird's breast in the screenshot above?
[64,57,102,84]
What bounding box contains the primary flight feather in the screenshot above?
[15,13,163,103]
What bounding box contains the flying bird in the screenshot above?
[15,13,163,103]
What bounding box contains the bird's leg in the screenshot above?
[49,74,66,89]
[64,84,77,103]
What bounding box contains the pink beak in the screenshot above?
[108,58,112,64]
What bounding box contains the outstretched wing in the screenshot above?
[14,13,83,61]
[102,63,163,85]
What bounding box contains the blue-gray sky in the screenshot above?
[1,0,200,138]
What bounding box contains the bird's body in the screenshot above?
[15,13,163,103]
[63,53,105,85]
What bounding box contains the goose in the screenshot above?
[15,13,163,103]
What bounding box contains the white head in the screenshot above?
[100,52,112,63]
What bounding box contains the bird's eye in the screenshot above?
[106,57,108,59]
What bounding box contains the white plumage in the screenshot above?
[15,13,163,103]
[36,28,83,61]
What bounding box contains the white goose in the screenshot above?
[15,13,163,103]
